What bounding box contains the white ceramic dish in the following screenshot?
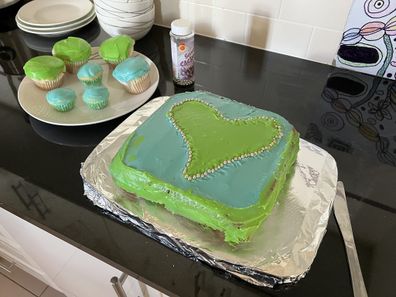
[16,6,95,28]
[0,0,19,9]
[98,19,153,39]
[18,49,159,126]
[17,13,97,37]
[16,9,96,32]
[94,3,153,18]
[93,0,152,13]
[17,0,93,27]
[95,5,154,23]
[96,17,153,28]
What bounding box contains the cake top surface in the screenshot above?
[112,57,150,83]
[52,37,91,62]
[46,88,76,104]
[23,56,65,80]
[77,63,103,79]
[121,91,295,208]
[99,35,135,62]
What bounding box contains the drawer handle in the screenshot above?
[111,273,151,297]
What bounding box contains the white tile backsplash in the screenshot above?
[216,0,282,18]
[190,3,216,37]
[280,0,353,31]
[154,0,353,64]
[307,28,343,65]
[213,8,247,44]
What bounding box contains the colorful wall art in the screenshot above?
[336,0,396,79]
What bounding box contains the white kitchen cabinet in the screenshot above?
[0,207,165,297]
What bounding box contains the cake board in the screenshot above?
[81,96,338,287]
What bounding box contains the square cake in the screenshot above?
[110,91,299,244]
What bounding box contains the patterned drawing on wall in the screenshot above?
[336,0,396,79]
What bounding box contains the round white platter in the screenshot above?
[18,49,159,126]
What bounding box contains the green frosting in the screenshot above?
[168,100,282,179]
[110,92,300,244]
[23,56,65,80]
[53,37,91,62]
[99,35,135,63]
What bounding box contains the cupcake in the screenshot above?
[83,86,109,110]
[23,56,66,90]
[112,56,151,94]
[52,37,91,73]
[46,88,76,112]
[99,35,135,68]
[77,63,103,87]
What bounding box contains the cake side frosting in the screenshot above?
[110,91,300,243]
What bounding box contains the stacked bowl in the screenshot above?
[93,0,154,40]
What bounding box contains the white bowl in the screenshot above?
[98,17,153,30]
[95,4,154,23]
[96,13,153,28]
[93,0,152,13]
[98,18,153,39]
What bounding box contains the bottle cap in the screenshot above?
[171,19,193,36]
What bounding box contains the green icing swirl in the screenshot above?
[23,56,65,80]
[99,35,135,62]
[53,37,91,62]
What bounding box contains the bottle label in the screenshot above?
[171,37,194,81]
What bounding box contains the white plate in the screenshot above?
[0,0,19,9]
[16,9,96,32]
[17,49,159,126]
[17,0,92,27]
[16,6,95,29]
[17,14,97,37]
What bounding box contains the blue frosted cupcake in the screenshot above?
[112,56,150,94]
[83,86,109,110]
[46,88,76,112]
[77,63,103,87]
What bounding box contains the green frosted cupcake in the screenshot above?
[83,86,109,110]
[99,35,135,67]
[46,88,76,112]
[23,56,66,90]
[77,63,103,87]
[52,37,91,73]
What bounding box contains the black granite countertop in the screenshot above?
[0,2,395,296]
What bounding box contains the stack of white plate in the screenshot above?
[16,0,95,37]
[94,0,154,40]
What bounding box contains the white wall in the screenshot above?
[154,0,353,65]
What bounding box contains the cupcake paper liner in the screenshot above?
[105,48,134,69]
[50,101,75,112]
[125,73,151,94]
[84,98,109,110]
[80,75,103,87]
[32,72,65,91]
[65,60,89,74]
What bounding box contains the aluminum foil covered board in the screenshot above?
[81,96,338,287]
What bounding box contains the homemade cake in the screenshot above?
[110,91,299,244]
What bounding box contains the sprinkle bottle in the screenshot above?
[170,19,194,86]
